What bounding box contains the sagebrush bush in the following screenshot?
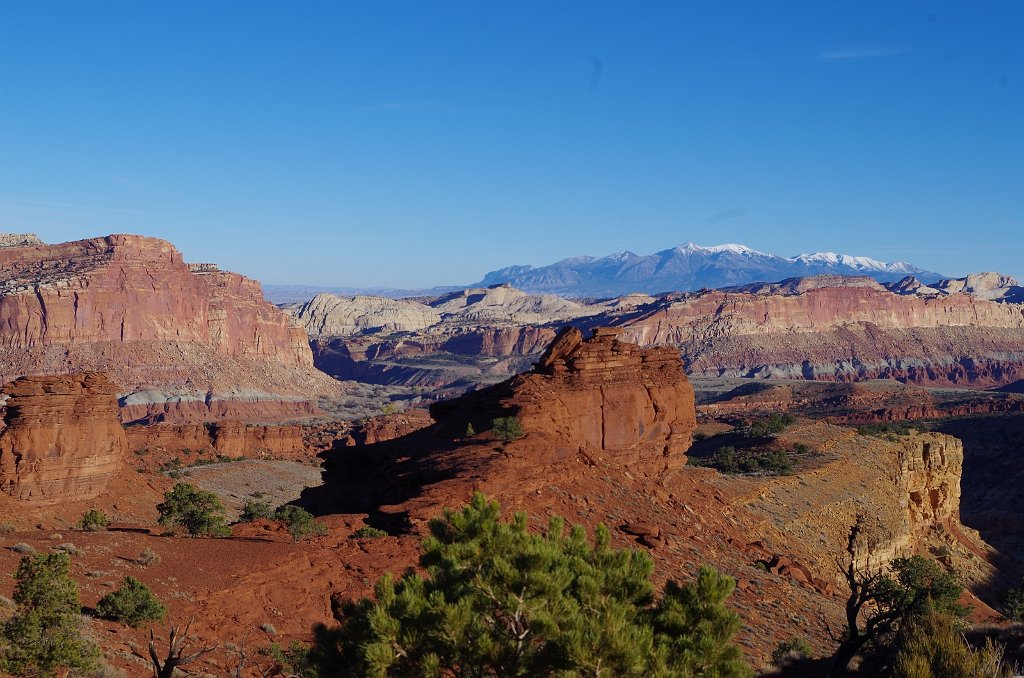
[156,483,230,537]
[136,548,161,567]
[275,505,327,542]
[772,637,813,666]
[240,500,275,522]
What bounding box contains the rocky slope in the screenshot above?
[0,234,339,421]
[296,331,994,669]
[0,373,128,502]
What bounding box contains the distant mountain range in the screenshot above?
[475,242,944,297]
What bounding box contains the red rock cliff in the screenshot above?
[0,234,311,366]
[0,373,128,502]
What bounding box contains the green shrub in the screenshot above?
[261,640,316,677]
[10,543,35,555]
[464,422,476,437]
[856,421,922,438]
[77,509,109,532]
[772,637,813,666]
[313,492,751,677]
[274,505,327,542]
[351,526,388,539]
[491,416,524,443]
[95,576,166,627]
[156,483,230,537]
[1004,581,1024,621]
[240,500,276,522]
[691,445,793,475]
[0,553,99,676]
[749,413,795,437]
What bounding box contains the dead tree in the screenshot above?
[827,516,911,676]
[148,619,217,678]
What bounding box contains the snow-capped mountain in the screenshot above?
[477,242,944,297]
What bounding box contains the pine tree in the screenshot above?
[314,492,751,677]
[0,553,99,677]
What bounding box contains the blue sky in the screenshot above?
[0,2,1021,287]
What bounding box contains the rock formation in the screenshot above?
[897,433,963,539]
[0,373,128,502]
[0,232,44,248]
[300,277,1024,394]
[295,294,442,337]
[0,234,338,421]
[491,327,696,473]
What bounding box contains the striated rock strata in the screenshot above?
[492,326,696,473]
[0,373,128,502]
[0,234,337,421]
[609,278,1024,387]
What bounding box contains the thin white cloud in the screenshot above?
[818,46,910,61]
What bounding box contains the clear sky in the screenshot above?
[0,2,1021,287]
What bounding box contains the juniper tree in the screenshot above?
[157,483,230,537]
[0,552,99,677]
[314,492,751,677]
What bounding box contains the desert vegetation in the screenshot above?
[0,553,99,676]
[310,493,752,676]
[491,415,525,443]
[157,483,231,537]
[96,576,166,627]
[77,509,110,532]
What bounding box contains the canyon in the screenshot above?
[1,231,1023,676]
[298,275,1024,394]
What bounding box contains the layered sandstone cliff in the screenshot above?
[0,373,128,502]
[0,234,337,421]
[609,280,1024,387]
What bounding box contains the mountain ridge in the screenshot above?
[477,241,944,296]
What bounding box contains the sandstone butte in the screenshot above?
[0,373,127,502]
[0,233,340,422]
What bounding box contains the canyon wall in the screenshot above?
[0,234,337,421]
[0,373,128,502]
[609,283,1024,387]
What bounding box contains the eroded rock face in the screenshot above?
[512,327,696,472]
[0,373,128,502]
[897,433,963,537]
[612,282,1024,387]
[0,234,310,365]
[431,327,697,475]
[0,234,335,422]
